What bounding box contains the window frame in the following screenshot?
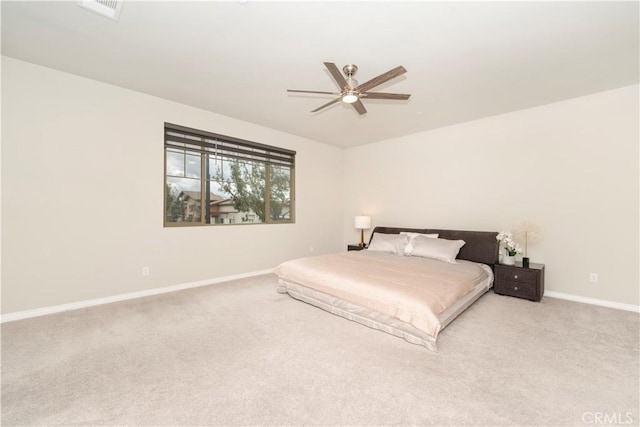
[164,122,296,227]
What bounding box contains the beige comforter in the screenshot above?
[275,251,489,338]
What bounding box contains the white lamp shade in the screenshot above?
[354,216,371,229]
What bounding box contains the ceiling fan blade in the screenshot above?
[351,99,367,115]
[311,97,341,113]
[324,62,349,89]
[361,92,411,100]
[356,66,407,93]
[287,89,340,95]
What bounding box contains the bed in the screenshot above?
[275,227,499,351]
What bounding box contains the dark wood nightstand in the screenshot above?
[494,262,545,302]
[347,244,367,251]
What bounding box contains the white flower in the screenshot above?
[497,230,524,256]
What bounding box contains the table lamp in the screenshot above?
[354,216,371,248]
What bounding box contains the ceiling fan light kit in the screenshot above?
[342,91,359,104]
[287,62,411,115]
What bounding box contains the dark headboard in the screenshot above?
[369,226,499,266]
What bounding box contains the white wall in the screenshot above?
[3,56,638,313]
[344,85,639,306]
[1,57,344,314]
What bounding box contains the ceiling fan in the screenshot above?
[287,62,411,115]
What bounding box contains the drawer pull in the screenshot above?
[514,286,519,291]
[514,275,519,279]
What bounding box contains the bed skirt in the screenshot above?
[277,277,491,352]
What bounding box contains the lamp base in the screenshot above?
[522,257,530,268]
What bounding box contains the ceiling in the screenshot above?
[2,1,638,148]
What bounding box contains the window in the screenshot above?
[164,123,295,226]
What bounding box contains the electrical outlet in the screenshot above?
[309,246,315,253]
[142,266,150,276]
[589,273,598,283]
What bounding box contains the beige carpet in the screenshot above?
[2,274,638,426]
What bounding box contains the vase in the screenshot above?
[502,254,515,265]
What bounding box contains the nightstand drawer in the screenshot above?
[496,268,538,285]
[494,280,537,300]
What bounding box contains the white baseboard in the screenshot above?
[544,291,640,313]
[0,269,275,323]
[4,272,637,323]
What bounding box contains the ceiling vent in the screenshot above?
[77,0,123,21]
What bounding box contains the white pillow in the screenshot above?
[367,233,409,255]
[410,235,466,263]
[400,232,439,255]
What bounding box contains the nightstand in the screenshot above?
[494,262,545,302]
[347,244,367,251]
